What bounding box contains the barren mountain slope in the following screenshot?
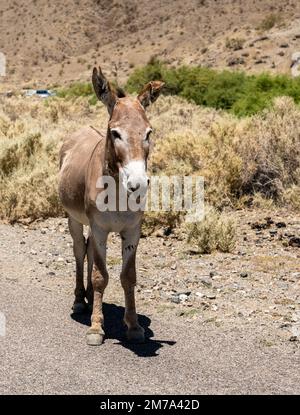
[1,0,300,88]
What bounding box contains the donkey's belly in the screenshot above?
[93,210,143,233]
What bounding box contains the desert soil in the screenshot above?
[0,209,300,394]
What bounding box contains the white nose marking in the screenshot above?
[121,160,148,192]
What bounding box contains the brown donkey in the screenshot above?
[59,67,164,346]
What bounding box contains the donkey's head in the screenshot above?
[92,67,164,195]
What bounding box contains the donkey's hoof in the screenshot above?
[86,329,104,346]
[127,326,145,343]
[72,302,87,314]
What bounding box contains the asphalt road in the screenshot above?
[0,223,300,394]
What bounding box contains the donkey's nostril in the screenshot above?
[128,181,140,192]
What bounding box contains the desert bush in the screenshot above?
[238,97,300,198]
[56,80,122,106]
[258,14,282,31]
[126,61,300,116]
[150,96,300,204]
[0,96,105,222]
[225,37,245,50]
[142,210,182,235]
[57,82,93,98]
[283,186,300,210]
[0,93,300,224]
[55,62,300,117]
[186,208,236,254]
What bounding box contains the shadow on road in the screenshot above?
[71,302,176,357]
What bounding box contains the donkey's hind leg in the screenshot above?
[68,216,87,313]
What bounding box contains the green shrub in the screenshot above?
[126,61,300,116]
[56,82,94,99]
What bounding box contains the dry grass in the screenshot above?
[257,13,282,31]
[0,95,299,226]
[151,96,300,207]
[0,96,106,222]
[186,207,236,254]
[283,185,300,211]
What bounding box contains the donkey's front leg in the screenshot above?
[120,226,145,343]
[86,232,94,312]
[86,229,108,346]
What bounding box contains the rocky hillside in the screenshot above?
[1,0,300,89]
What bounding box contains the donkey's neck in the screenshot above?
[103,130,119,178]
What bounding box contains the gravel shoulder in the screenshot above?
[0,209,300,394]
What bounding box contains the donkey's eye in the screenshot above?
[111,130,122,140]
[145,130,152,142]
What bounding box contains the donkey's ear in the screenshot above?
[137,81,165,109]
[92,67,117,115]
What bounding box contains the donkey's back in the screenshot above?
[59,126,105,225]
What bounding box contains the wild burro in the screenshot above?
[59,66,164,346]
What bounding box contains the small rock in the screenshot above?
[171,263,177,270]
[154,228,165,237]
[256,36,269,42]
[195,292,204,298]
[288,237,300,248]
[280,43,289,48]
[47,271,55,276]
[179,293,189,302]
[251,222,267,230]
[30,249,37,255]
[20,240,25,245]
[289,335,298,342]
[163,227,172,236]
[170,295,181,304]
[201,278,212,288]
[276,222,286,228]
[240,272,248,278]
[291,272,300,279]
[206,293,216,300]
[38,259,44,264]
[280,322,291,328]
[227,57,245,66]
